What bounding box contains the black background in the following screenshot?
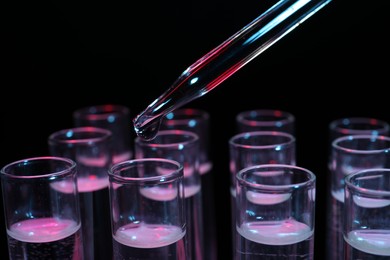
[2,1,390,259]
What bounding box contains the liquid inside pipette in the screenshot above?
[133,0,332,141]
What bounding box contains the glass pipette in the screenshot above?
[133,0,332,140]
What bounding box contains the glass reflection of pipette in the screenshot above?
[133,0,332,141]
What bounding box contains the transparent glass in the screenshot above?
[160,108,217,260]
[1,156,83,259]
[235,109,295,134]
[108,158,187,260]
[229,131,296,196]
[48,127,113,260]
[326,117,390,260]
[229,131,296,255]
[326,135,390,260]
[327,117,390,192]
[343,168,390,259]
[329,117,390,142]
[135,130,204,260]
[133,0,332,141]
[73,104,133,164]
[161,108,212,175]
[235,164,316,259]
